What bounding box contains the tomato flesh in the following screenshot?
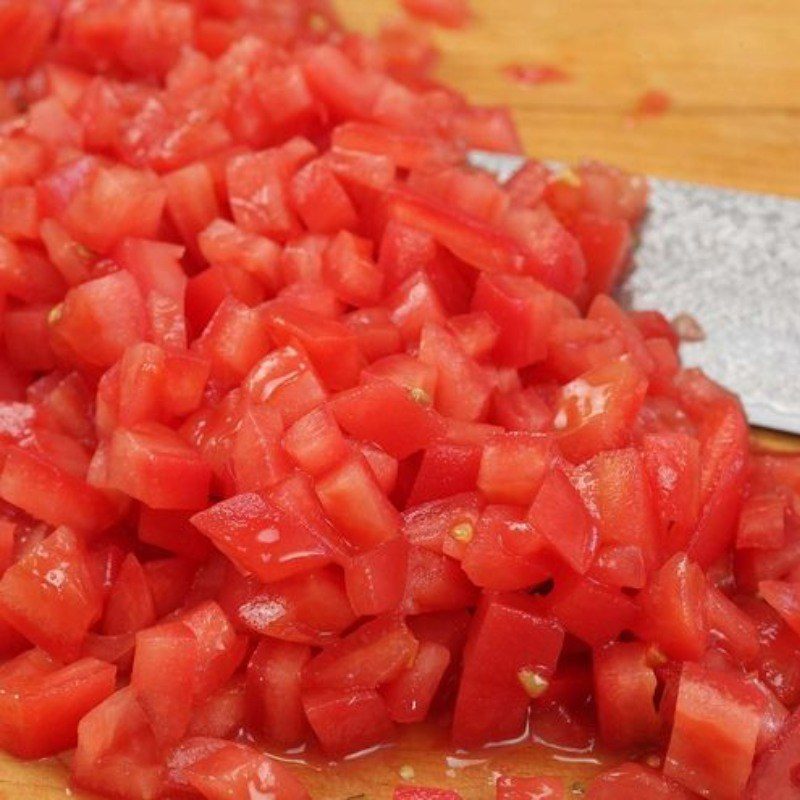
[0,1,792,796]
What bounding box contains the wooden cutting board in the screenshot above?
[2,0,799,797]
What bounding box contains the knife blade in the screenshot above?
[468,151,800,436]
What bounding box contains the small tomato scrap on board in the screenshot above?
[0,2,794,800]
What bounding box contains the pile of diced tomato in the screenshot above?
[0,1,798,799]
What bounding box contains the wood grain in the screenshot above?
[343,0,800,196]
[2,0,800,797]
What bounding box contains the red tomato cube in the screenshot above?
[0,527,102,661]
[0,650,116,759]
[106,422,212,510]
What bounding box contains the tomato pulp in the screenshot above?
[0,2,796,800]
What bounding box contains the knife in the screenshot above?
[468,151,800,436]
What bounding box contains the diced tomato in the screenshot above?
[635,553,708,661]
[331,379,443,460]
[664,663,765,800]
[131,621,198,747]
[462,505,552,590]
[419,322,494,422]
[747,706,800,799]
[0,527,101,661]
[593,641,660,749]
[73,688,164,800]
[103,554,156,636]
[303,614,418,691]
[583,448,660,570]
[303,685,394,757]
[381,640,450,723]
[105,423,211,510]
[529,468,597,573]
[138,507,213,561]
[404,545,478,614]
[220,566,356,646]
[50,270,146,370]
[477,432,553,505]
[180,739,310,800]
[246,639,310,748]
[345,535,409,616]
[315,453,400,550]
[452,594,564,748]
[181,601,247,697]
[554,356,648,463]
[547,569,638,647]
[472,273,555,367]
[191,491,334,583]
[407,442,483,506]
[0,651,115,758]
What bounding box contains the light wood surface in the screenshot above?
[2,0,800,797]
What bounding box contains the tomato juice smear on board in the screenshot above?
[0,2,797,800]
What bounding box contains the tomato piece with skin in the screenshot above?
[554,356,648,463]
[330,378,444,460]
[746,705,800,799]
[138,507,213,561]
[323,230,385,307]
[182,739,310,800]
[315,453,401,551]
[759,581,800,638]
[477,432,554,505]
[462,505,553,591]
[665,663,765,800]
[547,569,638,647]
[593,641,661,749]
[105,422,212,510]
[73,687,164,800]
[635,553,709,661]
[687,398,749,568]
[472,273,555,368]
[131,621,198,748]
[303,685,394,758]
[419,322,495,422]
[262,301,365,392]
[452,593,565,748]
[219,566,356,646]
[404,545,478,614]
[191,491,334,584]
[641,432,702,557]
[740,597,800,708]
[345,535,409,616]
[529,468,597,574]
[303,614,418,692]
[0,445,116,534]
[180,601,248,698]
[395,789,463,800]
[381,640,450,724]
[407,442,483,506]
[582,447,660,571]
[103,553,156,636]
[0,527,102,661]
[246,640,311,749]
[0,651,116,759]
[496,775,565,800]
